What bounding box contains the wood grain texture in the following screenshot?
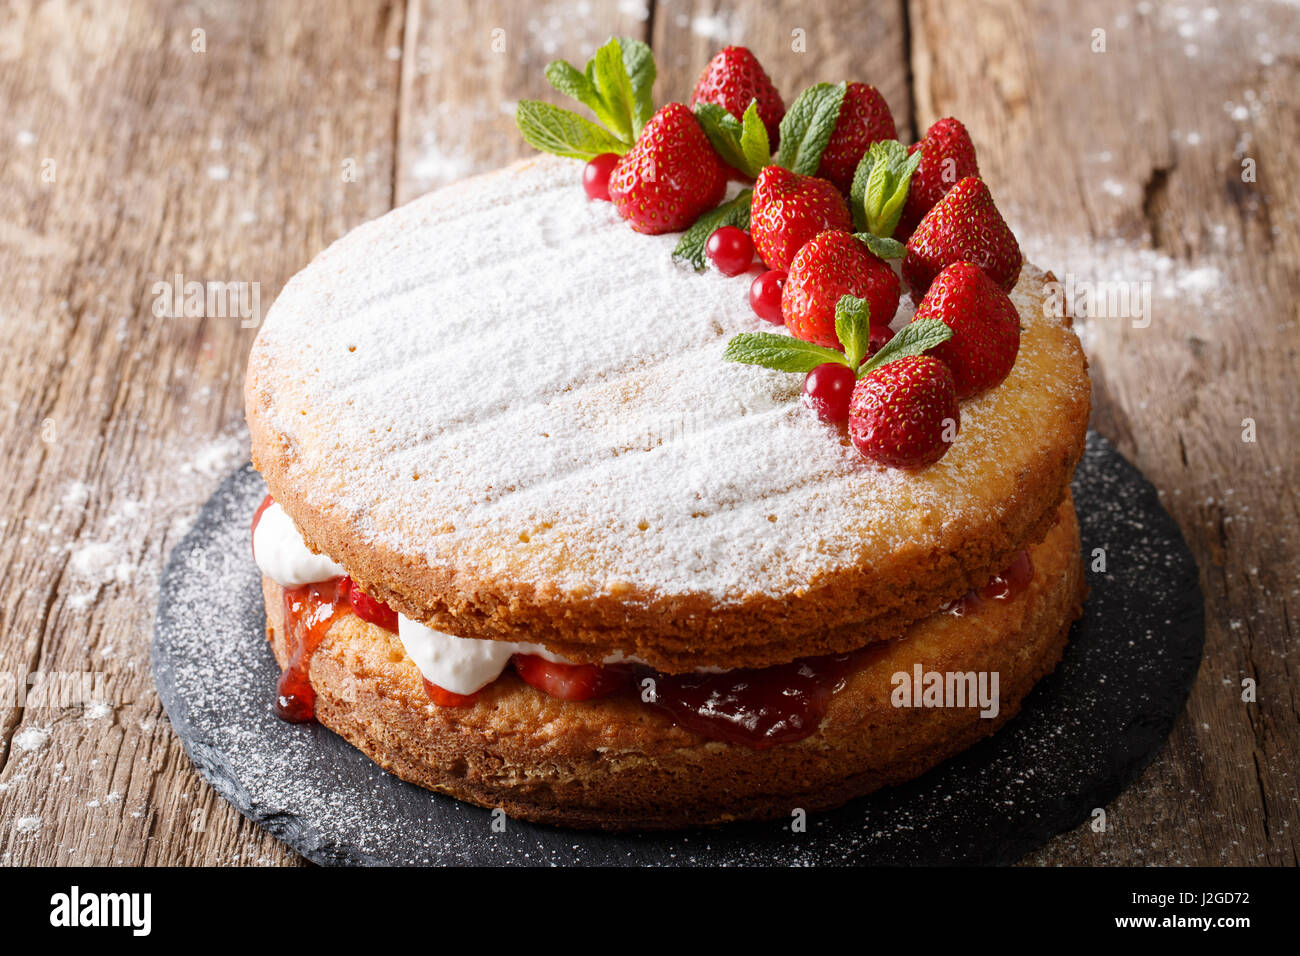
[0,0,405,865]
[910,0,1299,865]
[0,0,1295,866]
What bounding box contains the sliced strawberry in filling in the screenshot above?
[421,678,480,708]
[512,654,634,701]
[347,579,400,632]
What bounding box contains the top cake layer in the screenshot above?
[246,156,1089,671]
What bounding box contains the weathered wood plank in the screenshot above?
[650,0,915,140]
[395,0,653,204]
[0,0,404,865]
[910,0,1299,865]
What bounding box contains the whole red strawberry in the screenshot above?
[911,261,1020,399]
[750,166,852,270]
[849,355,959,469]
[690,46,785,147]
[903,176,1021,301]
[817,82,898,195]
[609,103,727,234]
[895,117,979,240]
[782,231,900,348]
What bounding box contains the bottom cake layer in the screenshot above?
[262,497,1085,830]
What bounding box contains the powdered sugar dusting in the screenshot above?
[251,157,1085,602]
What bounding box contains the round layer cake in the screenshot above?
[246,156,1090,673]
[260,499,1084,829]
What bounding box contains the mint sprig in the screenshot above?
[515,100,629,160]
[518,36,656,158]
[725,295,953,379]
[673,189,753,269]
[850,139,922,236]
[773,82,846,176]
[695,100,770,179]
[724,332,848,374]
[853,233,906,260]
[834,295,873,369]
[858,319,952,376]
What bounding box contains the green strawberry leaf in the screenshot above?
[673,189,753,270]
[619,36,656,137]
[858,318,952,377]
[773,82,846,176]
[853,233,906,260]
[834,295,872,369]
[515,100,629,160]
[724,331,850,374]
[853,140,923,237]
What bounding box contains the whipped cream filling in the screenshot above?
[254,497,655,693]
[397,616,576,695]
[252,502,347,586]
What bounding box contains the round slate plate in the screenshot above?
[153,432,1203,866]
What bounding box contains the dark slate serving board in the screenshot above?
[152,432,1204,866]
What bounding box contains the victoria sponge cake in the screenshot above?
[241,39,1090,829]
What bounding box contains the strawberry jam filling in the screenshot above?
[945,548,1034,615]
[257,499,1034,746]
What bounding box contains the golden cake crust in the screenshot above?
[246,158,1090,673]
[262,498,1084,829]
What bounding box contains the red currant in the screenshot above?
[705,226,754,276]
[583,153,620,201]
[802,362,858,423]
[749,269,787,324]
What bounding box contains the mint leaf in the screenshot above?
[672,190,752,269]
[738,100,771,176]
[858,319,952,377]
[724,331,849,374]
[773,82,847,176]
[854,140,923,237]
[619,36,656,137]
[545,60,598,109]
[834,295,872,368]
[853,233,906,260]
[695,101,768,179]
[590,38,636,143]
[515,100,629,160]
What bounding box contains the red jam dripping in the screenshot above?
[979,549,1034,601]
[276,576,350,722]
[643,653,857,750]
[946,548,1034,615]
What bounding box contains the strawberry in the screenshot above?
[817,82,898,195]
[895,117,979,240]
[902,176,1021,301]
[782,230,900,348]
[609,102,728,235]
[690,46,786,147]
[512,655,632,701]
[347,579,400,632]
[750,166,852,270]
[848,354,959,469]
[911,261,1020,399]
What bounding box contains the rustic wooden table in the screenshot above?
[0,0,1295,867]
